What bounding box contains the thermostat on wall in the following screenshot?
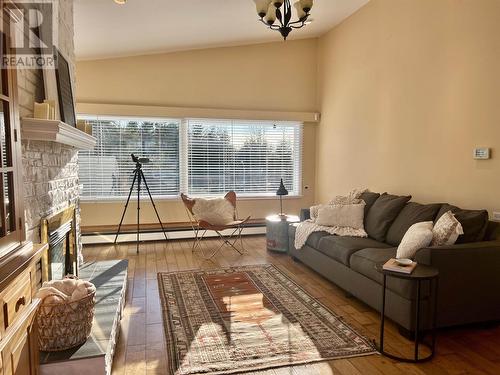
[473,148,491,160]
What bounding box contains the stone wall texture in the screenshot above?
[18,0,80,254]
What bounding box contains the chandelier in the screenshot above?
[254,0,314,40]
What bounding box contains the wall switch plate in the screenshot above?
[473,148,491,160]
[493,212,500,222]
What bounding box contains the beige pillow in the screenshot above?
[396,221,434,259]
[431,210,464,246]
[315,203,365,229]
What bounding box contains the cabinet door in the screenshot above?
[1,306,38,375]
[4,331,29,375]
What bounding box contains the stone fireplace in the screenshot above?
[40,205,78,281]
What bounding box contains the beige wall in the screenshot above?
[76,39,318,227]
[316,0,500,215]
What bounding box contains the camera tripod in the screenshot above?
[114,154,168,253]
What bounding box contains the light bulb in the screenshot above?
[114,0,127,5]
[254,0,272,18]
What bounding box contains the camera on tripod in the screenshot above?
[131,153,150,166]
[115,153,168,252]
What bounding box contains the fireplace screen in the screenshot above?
[41,206,78,282]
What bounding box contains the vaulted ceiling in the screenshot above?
[74,0,369,60]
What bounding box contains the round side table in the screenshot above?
[376,263,439,363]
[266,215,300,253]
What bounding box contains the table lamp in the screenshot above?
[276,179,289,217]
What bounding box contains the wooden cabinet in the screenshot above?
[0,300,39,375]
[0,243,47,375]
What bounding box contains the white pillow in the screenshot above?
[192,197,235,225]
[396,221,434,259]
[431,210,464,246]
[315,203,365,229]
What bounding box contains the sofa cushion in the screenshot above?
[386,203,442,246]
[436,204,489,243]
[365,193,412,242]
[305,231,331,249]
[360,191,380,217]
[317,236,390,266]
[350,248,427,299]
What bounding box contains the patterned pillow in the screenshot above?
[431,210,464,246]
[396,221,434,259]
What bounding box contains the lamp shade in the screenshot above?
[264,2,277,24]
[276,179,289,196]
[299,0,314,12]
[294,1,307,19]
[254,0,272,17]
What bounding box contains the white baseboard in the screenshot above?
[82,226,266,245]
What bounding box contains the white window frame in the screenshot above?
[77,115,303,201]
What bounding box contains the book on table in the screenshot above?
[383,258,417,274]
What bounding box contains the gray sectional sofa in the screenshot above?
[288,192,500,331]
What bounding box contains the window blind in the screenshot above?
[78,116,180,199]
[78,116,303,200]
[186,119,302,196]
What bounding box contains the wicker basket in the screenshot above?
[36,281,96,352]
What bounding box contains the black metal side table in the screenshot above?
[375,263,439,363]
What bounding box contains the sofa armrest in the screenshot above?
[415,240,500,265]
[300,208,311,222]
[414,240,500,326]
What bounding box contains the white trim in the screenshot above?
[77,103,320,123]
[21,118,96,150]
[82,226,266,245]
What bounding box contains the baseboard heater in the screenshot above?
[82,225,266,245]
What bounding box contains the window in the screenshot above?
[0,25,24,255]
[78,116,302,200]
[78,117,180,199]
[186,119,301,196]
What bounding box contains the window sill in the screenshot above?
[80,195,304,204]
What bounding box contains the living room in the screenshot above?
[0,0,498,374]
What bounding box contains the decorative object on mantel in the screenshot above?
[76,119,93,136]
[54,49,77,127]
[253,0,314,40]
[276,178,289,216]
[34,102,51,120]
[34,100,57,120]
[21,117,97,150]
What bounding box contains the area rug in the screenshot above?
[157,264,376,375]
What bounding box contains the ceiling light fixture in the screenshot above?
[114,0,127,5]
[254,0,314,40]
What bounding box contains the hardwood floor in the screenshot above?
[83,236,500,375]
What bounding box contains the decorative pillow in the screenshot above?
[436,204,489,243]
[385,202,442,246]
[365,193,412,242]
[360,191,381,217]
[315,203,365,229]
[310,204,321,220]
[192,197,235,225]
[396,221,434,259]
[431,210,464,246]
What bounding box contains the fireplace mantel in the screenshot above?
[21,118,96,150]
